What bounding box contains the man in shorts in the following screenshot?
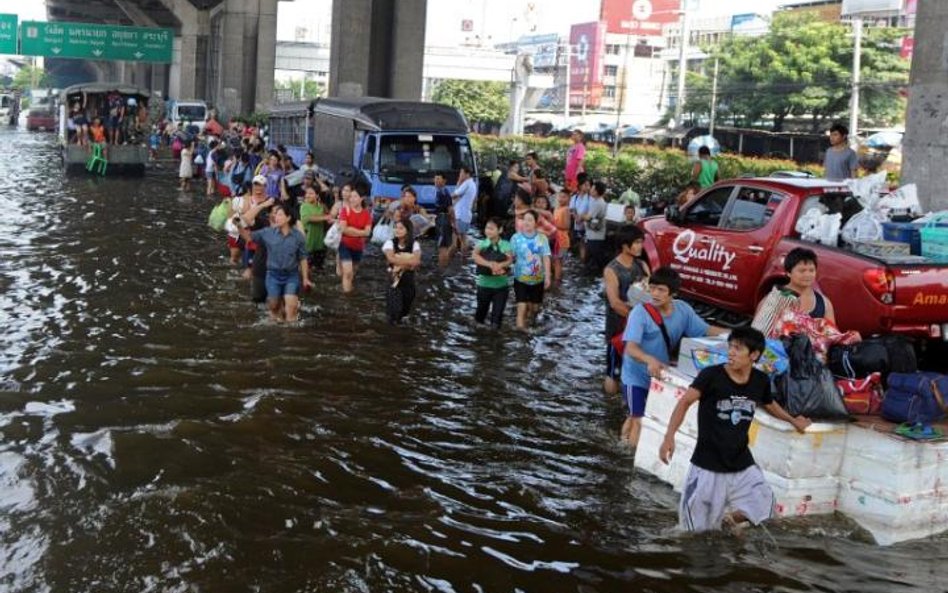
[660,327,811,532]
[621,267,728,446]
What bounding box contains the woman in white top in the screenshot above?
[382,218,422,325]
[179,140,194,191]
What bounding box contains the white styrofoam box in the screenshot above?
[643,369,699,438]
[748,411,849,479]
[840,422,948,496]
[635,417,696,492]
[838,478,948,546]
[764,471,839,518]
[677,336,728,379]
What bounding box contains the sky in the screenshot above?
[0,0,45,22]
[277,0,783,45]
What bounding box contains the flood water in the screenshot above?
[0,127,945,592]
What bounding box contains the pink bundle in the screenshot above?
[777,310,861,361]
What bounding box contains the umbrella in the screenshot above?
[864,131,903,149]
[687,135,721,157]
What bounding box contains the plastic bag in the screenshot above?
[774,334,849,420]
[626,280,651,308]
[324,222,342,250]
[752,286,799,337]
[796,209,841,246]
[876,184,921,219]
[409,213,435,238]
[845,171,887,210]
[207,200,230,231]
[371,220,394,245]
[840,209,883,244]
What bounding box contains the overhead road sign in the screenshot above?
[19,21,173,63]
[0,14,17,55]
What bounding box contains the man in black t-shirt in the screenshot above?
[659,328,811,532]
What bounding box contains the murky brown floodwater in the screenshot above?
[0,127,945,592]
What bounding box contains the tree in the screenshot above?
[12,65,50,91]
[682,14,910,131]
[431,80,509,126]
[274,78,325,100]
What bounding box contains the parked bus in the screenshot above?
[266,100,314,168]
[267,96,476,209]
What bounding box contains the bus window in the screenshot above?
[361,135,376,170]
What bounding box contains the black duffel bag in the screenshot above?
[828,336,917,380]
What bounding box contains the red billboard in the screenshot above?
[569,21,606,109]
[601,0,682,36]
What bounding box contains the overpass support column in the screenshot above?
[329,0,427,99]
[902,0,948,212]
[253,0,277,113]
[161,0,208,100]
[215,0,277,116]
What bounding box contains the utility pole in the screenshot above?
[673,6,690,126]
[613,32,633,155]
[709,57,719,137]
[564,41,571,120]
[849,15,863,139]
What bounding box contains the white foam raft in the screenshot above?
[634,368,948,545]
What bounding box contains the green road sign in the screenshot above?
[0,14,17,55]
[19,21,173,63]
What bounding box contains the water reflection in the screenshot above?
[0,128,943,591]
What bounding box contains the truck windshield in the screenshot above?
[378,134,474,185]
[177,105,206,120]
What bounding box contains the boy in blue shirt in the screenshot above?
[621,267,728,446]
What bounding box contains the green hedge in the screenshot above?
[470,135,825,201]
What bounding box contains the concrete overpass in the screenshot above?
[275,41,518,100]
[41,0,430,117]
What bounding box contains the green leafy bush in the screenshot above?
[471,135,824,202]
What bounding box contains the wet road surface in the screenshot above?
[0,127,945,592]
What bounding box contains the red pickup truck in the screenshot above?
[640,177,948,347]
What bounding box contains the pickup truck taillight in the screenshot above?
[862,269,895,304]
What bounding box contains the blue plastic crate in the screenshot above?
[882,222,922,255]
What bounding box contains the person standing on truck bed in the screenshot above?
[691,146,719,189]
[823,123,859,182]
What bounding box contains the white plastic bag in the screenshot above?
[626,280,651,308]
[876,184,921,218]
[409,213,435,238]
[324,222,342,250]
[371,220,394,245]
[840,209,883,244]
[845,171,887,210]
[795,208,823,241]
[817,213,842,246]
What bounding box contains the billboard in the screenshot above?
[601,0,681,37]
[841,0,901,15]
[516,33,560,70]
[569,22,606,109]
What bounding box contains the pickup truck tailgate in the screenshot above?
[892,265,948,327]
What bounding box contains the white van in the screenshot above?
[167,100,208,133]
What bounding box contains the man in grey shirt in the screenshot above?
[583,180,610,273]
[823,123,859,181]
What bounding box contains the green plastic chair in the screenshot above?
[86,143,108,175]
